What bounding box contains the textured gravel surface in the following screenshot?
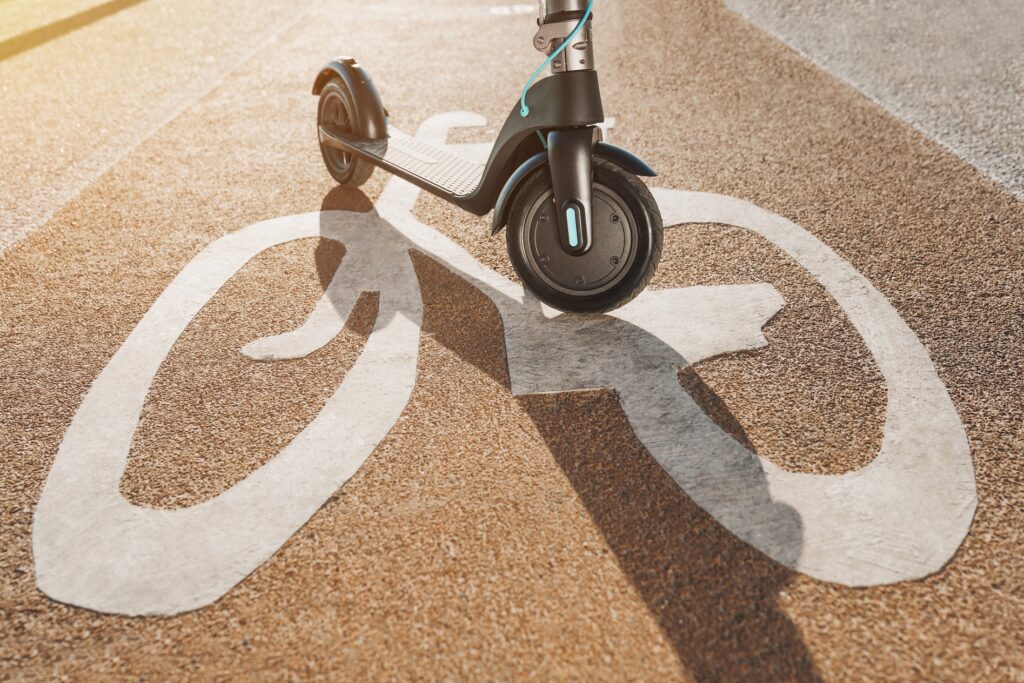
[726,0,1024,199]
[0,0,111,42]
[2,0,1022,680]
[0,0,312,253]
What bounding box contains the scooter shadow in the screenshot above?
[313,187,820,682]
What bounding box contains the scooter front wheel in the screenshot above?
[317,79,376,188]
[506,159,663,313]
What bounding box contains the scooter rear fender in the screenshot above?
[312,57,387,140]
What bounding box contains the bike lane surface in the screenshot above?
[1,0,1022,680]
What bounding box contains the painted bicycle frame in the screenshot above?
[32,112,976,616]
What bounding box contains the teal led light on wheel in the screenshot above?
[566,206,580,248]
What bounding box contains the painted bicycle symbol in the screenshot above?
[32,112,976,616]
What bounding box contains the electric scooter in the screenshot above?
[312,0,663,313]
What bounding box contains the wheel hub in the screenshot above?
[523,186,637,296]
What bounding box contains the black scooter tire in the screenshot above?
[317,79,376,188]
[506,159,663,314]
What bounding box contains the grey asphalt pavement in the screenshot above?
[727,0,1024,198]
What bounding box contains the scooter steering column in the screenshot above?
[534,0,599,256]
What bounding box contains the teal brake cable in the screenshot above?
[519,0,595,118]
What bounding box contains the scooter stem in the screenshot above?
[535,0,598,255]
[543,0,591,16]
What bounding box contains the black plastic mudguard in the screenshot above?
[490,142,657,233]
[312,57,387,140]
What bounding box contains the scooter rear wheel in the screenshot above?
[506,159,663,313]
[317,79,376,188]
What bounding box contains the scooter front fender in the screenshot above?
[490,142,657,234]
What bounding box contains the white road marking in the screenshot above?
[33,112,976,615]
[647,187,976,585]
[33,209,423,616]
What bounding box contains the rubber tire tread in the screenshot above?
[317,79,376,188]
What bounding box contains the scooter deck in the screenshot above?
[319,126,484,199]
